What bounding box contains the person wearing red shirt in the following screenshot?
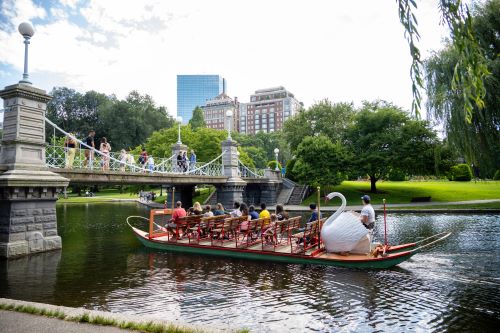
[167,201,186,238]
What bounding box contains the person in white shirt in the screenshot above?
[147,156,155,173]
[359,195,376,229]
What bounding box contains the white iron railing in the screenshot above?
[44,117,224,176]
[238,159,265,178]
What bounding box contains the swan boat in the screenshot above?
[127,193,451,269]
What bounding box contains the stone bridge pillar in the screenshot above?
[216,139,246,207]
[0,83,69,258]
[260,169,281,206]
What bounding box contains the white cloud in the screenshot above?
[59,0,80,9]
[0,0,449,117]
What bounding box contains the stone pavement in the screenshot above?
[0,310,132,333]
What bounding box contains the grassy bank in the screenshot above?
[0,300,249,333]
[56,188,140,203]
[302,180,500,206]
[386,202,500,210]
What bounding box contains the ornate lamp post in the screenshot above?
[274,147,280,171]
[177,116,182,144]
[18,22,35,85]
[226,109,233,140]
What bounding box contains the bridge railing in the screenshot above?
[45,145,178,173]
[238,160,265,178]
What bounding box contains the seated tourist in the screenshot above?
[263,214,278,244]
[239,203,251,232]
[203,205,214,217]
[213,203,225,216]
[230,201,242,217]
[193,201,203,215]
[248,205,259,220]
[167,201,187,231]
[275,204,289,221]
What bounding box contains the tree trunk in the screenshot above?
[370,175,377,193]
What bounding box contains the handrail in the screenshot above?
[238,159,264,178]
[44,117,223,176]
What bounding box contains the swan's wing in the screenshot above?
[322,212,369,252]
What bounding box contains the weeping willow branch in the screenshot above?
[397,0,489,122]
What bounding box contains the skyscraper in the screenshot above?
[177,75,226,123]
[239,86,302,134]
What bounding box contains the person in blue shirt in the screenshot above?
[248,205,259,220]
[189,150,197,170]
[308,203,321,223]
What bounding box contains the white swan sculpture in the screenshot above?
[321,192,371,254]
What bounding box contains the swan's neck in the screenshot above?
[324,192,347,226]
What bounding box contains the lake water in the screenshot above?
[1,203,499,332]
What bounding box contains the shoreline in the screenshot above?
[0,298,240,333]
[55,197,500,214]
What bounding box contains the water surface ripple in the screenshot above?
[0,203,498,332]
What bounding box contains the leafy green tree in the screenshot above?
[292,135,349,188]
[240,146,267,168]
[424,0,500,177]
[188,106,206,130]
[346,101,437,193]
[46,88,175,151]
[283,100,356,152]
[233,131,291,167]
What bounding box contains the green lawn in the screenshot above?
[57,188,149,203]
[303,180,500,206]
[154,186,215,205]
[387,202,500,210]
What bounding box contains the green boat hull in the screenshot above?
[135,234,415,269]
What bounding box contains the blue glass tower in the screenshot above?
[177,75,225,123]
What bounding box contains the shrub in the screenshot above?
[267,160,282,170]
[387,169,407,181]
[449,164,472,181]
[494,170,500,180]
[285,159,297,180]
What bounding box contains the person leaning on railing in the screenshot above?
[64,133,77,169]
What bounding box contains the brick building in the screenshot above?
[202,93,239,132]
[239,87,302,134]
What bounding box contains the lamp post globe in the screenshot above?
[274,148,280,171]
[18,22,35,85]
[225,110,233,140]
[18,22,35,37]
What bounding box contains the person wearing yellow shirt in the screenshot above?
[259,203,271,226]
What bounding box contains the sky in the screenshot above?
[0,0,450,118]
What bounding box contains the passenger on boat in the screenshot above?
[296,204,321,245]
[308,203,321,224]
[275,204,289,221]
[248,205,259,220]
[167,201,187,229]
[203,205,214,217]
[259,203,271,224]
[358,195,375,230]
[192,201,203,215]
[213,203,225,216]
[263,214,278,244]
[230,201,242,217]
[239,202,251,232]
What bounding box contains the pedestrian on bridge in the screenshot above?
[100,137,111,171]
[147,155,155,173]
[189,150,196,170]
[83,130,95,168]
[119,149,128,172]
[64,133,77,169]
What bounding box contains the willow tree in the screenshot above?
[424,0,499,177]
[397,0,490,118]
